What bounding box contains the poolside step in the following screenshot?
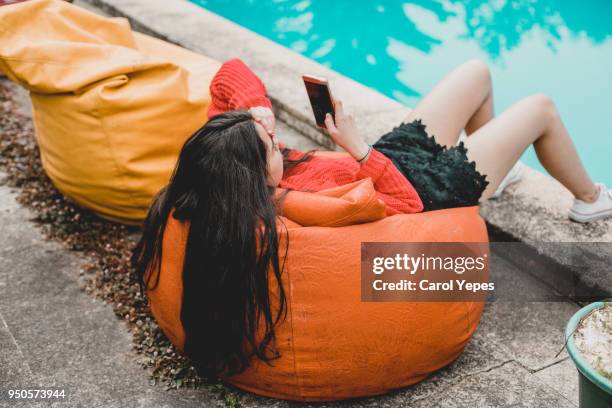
[483,166,612,300]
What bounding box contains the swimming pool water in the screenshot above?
[191,0,612,185]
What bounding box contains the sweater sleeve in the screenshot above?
[207,58,273,118]
[355,148,424,215]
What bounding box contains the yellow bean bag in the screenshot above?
[149,173,490,402]
[0,0,220,224]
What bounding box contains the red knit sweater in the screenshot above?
[207,58,423,215]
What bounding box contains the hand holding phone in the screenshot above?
[303,74,369,160]
[322,100,369,161]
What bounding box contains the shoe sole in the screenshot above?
[568,207,612,223]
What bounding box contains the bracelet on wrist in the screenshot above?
[356,145,372,163]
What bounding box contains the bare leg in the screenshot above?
[399,59,598,204]
[465,94,598,202]
[403,59,494,147]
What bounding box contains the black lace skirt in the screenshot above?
[372,119,489,212]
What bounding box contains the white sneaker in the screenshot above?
[569,183,612,223]
[490,161,524,199]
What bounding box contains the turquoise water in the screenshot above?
[191,0,612,185]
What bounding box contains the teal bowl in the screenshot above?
[565,301,612,408]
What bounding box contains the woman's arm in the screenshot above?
[323,100,423,214]
[207,58,292,150]
[207,58,273,118]
[356,148,423,214]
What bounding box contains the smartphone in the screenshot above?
[302,74,335,128]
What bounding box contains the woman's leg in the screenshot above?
[464,94,599,202]
[403,59,494,148]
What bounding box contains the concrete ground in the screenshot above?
[0,86,581,407]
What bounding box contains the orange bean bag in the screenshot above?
[0,0,220,224]
[148,159,489,402]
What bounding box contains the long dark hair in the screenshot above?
[131,110,315,380]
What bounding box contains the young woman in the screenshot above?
[207,58,611,220]
[133,58,611,380]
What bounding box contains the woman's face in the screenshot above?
[254,122,283,187]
